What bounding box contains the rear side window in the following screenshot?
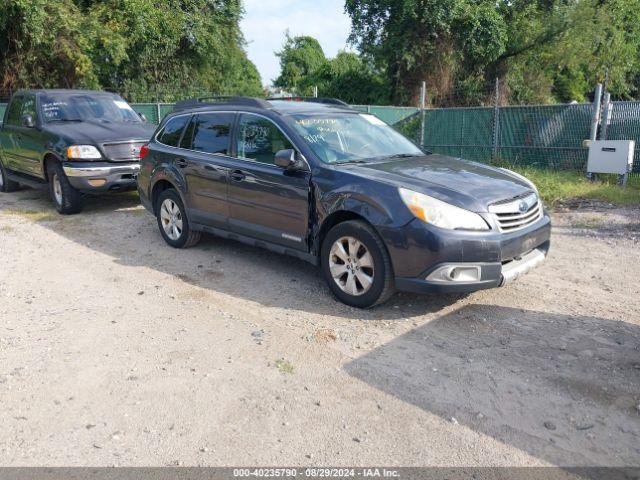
[186,113,234,155]
[236,114,293,164]
[5,96,24,126]
[157,115,190,147]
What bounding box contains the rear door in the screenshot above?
[227,113,311,251]
[179,112,234,229]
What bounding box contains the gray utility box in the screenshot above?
[587,140,635,175]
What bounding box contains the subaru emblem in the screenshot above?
[518,200,528,213]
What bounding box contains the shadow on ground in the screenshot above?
[0,188,466,319]
[345,304,640,466]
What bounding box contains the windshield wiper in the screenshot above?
[385,153,420,159]
[48,118,83,122]
[334,159,369,165]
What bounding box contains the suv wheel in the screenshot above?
[0,158,19,193]
[156,189,201,248]
[321,220,395,308]
[47,161,82,214]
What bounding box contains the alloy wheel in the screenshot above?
[160,198,183,241]
[329,236,375,296]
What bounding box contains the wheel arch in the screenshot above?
[42,152,62,182]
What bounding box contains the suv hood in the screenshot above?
[340,154,535,212]
[46,121,156,144]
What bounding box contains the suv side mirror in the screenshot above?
[21,114,35,128]
[274,149,305,170]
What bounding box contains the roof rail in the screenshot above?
[267,96,351,107]
[173,96,271,111]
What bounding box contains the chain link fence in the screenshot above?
[1,89,638,174]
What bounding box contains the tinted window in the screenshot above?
[5,96,24,126]
[189,113,234,155]
[158,116,190,147]
[236,114,293,164]
[21,95,37,121]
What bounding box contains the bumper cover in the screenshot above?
[63,162,140,192]
[390,215,551,294]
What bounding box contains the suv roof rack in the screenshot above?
[173,96,272,112]
[267,96,351,107]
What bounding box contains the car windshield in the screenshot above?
[40,94,141,123]
[292,113,423,164]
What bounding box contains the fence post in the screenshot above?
[156,103,162,124]
[599,91,611,140]
[491,78,500,161]
[419,81,426,146]
[589,83,603,142]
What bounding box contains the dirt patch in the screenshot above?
[0,189,638,467]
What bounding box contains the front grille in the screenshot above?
[489,193,542,232]
[102,141,145,162]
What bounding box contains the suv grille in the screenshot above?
[102,142,145,162]
[489,193,542,232]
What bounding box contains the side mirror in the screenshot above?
[21,114,35,128]
[274,149,305,170]
[137,112,148,122]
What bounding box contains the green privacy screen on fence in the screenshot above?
[1,100,638,172]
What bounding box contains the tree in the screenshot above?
[0,0,262,101]
[345,0,640,105]
[273,34,389,104]
[274,34,327,95]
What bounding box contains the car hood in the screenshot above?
[339,154,535,212]
[45,121,156,144]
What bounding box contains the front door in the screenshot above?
[13,94,45,177]
[227,113,310,251]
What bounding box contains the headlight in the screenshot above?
[499,168,538,193]
[398,188,489,231]
[66,145,102,160]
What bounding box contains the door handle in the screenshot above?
[229,169,246,182]
[176,158,188,168]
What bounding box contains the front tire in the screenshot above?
[321,220,395,308]
[156,189,201,248]
[0,157,19,193]
[47,161,82,214]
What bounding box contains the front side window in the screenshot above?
[157,115,190,147]
[21,95,37,121]
[5,96,24,126]
[236,114,293,164]
[184,113,234,155]
[292,113,423,164]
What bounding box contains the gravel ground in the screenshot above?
[0,189,638,467]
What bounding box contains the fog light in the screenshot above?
[88,179,107,187]
[427,264,481,282]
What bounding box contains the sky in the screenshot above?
[240,0,353,87]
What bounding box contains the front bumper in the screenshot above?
[63,162,140,193]
[387,214,551,294]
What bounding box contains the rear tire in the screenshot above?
[321,220,395,308]
[46,161,83,214]
[0,157,19,193]
[156,189,201,248]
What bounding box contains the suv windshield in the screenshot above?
[292,113,423,164]
[40,94,141,123]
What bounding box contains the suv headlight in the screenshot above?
[66,145,102,160]
[398,188,489,231]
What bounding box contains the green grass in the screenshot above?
[510,168,640,207]
[5,208,59,222]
